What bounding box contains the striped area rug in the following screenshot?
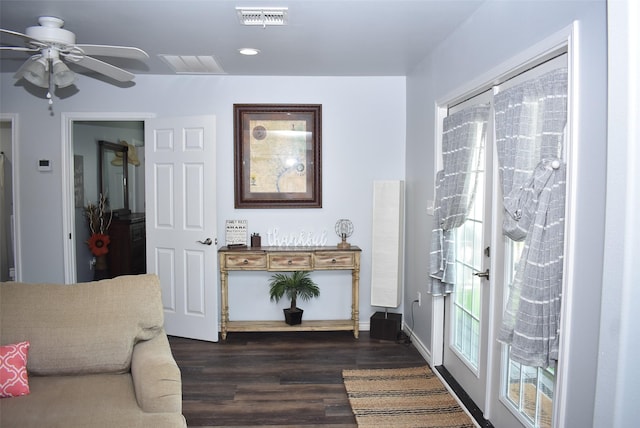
[342,366,476,428]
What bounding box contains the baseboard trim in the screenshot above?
[402,323,432,365]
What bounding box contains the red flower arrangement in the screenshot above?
[85,194,113,256]
[87,233,111,256]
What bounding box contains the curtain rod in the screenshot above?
[449,50,567,110]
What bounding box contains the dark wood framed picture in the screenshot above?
[233,104,322,208]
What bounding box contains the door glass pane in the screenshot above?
[503,238,555,428]
[451,121,485,371]
[537,368,554,428]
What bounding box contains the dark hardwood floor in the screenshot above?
[169,331,427,427]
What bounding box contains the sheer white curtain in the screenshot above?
[429,105,489,296]
[495,68,568,368]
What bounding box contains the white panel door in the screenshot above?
[145,115,218,342]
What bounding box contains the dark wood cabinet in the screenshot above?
[108,213,146,277]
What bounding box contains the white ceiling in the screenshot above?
[0,0,483,78]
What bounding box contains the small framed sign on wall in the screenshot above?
[233,104,322,208]
[225,220,248,246]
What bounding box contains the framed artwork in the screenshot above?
[233,104,322,208]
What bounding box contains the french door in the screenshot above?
[440,55,567,428]
[442,91,493,412]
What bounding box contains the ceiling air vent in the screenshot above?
[236,7,288,26]
[159,55,225,74]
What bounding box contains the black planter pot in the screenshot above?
[283,308,304,325]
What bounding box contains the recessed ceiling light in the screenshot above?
[239,48,260,56]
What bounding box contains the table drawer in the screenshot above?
[268,253,313,270]
[314,252,355,269]
[224,253,267,269]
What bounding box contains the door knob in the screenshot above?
[197,238,213,245]
[474,269,490,280]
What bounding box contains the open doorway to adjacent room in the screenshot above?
[70,119,146,282]
[0,116,19,282]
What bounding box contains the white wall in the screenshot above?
[0,73,406,324]
[405,1,607,426]
[594,1,640,426]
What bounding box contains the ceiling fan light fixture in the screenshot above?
[20,56,49,88]
[52,59,75,88]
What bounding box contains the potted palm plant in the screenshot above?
[268,271,320,325]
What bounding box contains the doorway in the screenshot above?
[433,47,572,428]
[72,120,145,282]
[0,116,20,282]
[62,113,152,284]
[62,113,219,342]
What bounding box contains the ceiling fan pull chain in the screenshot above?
[47,59,54,105]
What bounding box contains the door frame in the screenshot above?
[0,113,23,282]
[429,22,579,425]
[61,112,154,284]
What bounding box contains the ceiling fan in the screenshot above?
[0,16,148,103]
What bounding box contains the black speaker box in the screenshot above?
[370,311,402,341]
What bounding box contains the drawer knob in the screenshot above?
[243,259,249,264]
[288,260,293,265]
[332,258,337,263]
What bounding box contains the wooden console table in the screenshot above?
[218,246,361,340]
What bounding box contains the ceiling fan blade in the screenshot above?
[69,54,135,82]
[0,28,46,48]
[74,44,149,59]
[0,46,40,53]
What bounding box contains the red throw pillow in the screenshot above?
[0,341,30,398]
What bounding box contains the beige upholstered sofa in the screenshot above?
[0,274,186,428]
